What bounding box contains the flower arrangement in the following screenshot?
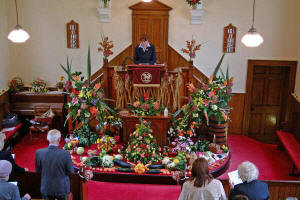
[98,35,114,60]
[56,76,65,91]
[129,93,162,116]
[181,39,201,62]
[186,0,201,6]
[170,137,194,153]
[99,115,122,137]
[123,120,162,164]
[62,46,112,147]
[97,135,117,152]
[9,77,24,93]
[30,78,48,93]
[186,54,234,125]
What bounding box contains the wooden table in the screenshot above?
[120,115,170,146]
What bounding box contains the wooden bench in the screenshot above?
[276,130,300,176]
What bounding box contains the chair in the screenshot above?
[29,105,54,144]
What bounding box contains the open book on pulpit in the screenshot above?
[127,64,165,87]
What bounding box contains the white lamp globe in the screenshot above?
[143,0,152,2]
[8,25,30,43]
[241,27,263,47]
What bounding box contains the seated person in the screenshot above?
[0,133,28,181]
[229,161,269,200]
[134,34,157,65]
[178,158,226,200]
[0,160,31,200]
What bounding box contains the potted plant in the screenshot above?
[30,78,48,93]
[56,76,65,92]
[181,39,201,63]
[98,35,114,64]
[182,54,234,145]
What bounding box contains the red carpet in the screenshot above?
[12,133,300,200]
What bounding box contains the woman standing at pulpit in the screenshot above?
[134,34,157,65]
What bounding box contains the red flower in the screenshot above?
[144,92,149,101]
[89,106,98,115]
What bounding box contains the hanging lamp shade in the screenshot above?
[8,25,30,43]
[143,0,152,2]
[8,0,30,43]
[241,26,263,47]
[241,0,263,47]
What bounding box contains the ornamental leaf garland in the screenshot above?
[123,120,162,165]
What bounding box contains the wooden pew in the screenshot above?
[10,92,66,130]
[16,172,84,200]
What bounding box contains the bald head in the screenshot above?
[47,129,61,144]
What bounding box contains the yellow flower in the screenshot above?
[173,159,179,165]
[86,91,92,97]
[79,91,84,98]
[68,143,71,148]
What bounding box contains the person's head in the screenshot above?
[0,133,6,151]
[140,34,149,47]
[232,195,249,200]
[238,161,259,183]
[0,160,12,181]
[47,129,61,144]
[190,157,213,187]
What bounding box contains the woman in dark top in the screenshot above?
[134,34,157,65]
[0,133,27,181]
[229,161,269,200]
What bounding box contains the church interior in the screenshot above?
[0,0,300,199]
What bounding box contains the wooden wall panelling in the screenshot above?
[167,45,191,71]
[108,45,133,67]
[0,91,9,130]
[228,93,245,135]
[130,0,171,64]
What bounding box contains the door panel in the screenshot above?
[248,66,288,143]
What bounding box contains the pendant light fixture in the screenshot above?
[241,0,263,47]
[142,0,152,2]
[8,0,30,43]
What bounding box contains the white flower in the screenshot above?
[193,113,198,118]
[167,162,176,169]
[102,155,113,168]
[211,105,218,111]
[162,157,171,165]
[114,154,123,160]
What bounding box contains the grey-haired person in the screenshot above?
[35,129,74,200]
[229,161,269,200]
[0,160,31,200]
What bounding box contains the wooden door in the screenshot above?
[130,0,171,64]
[244,60,297,143]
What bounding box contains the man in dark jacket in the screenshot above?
[35,129,74,200]
[134,34,157,65]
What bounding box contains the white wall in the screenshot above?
[4,0,300,93]
[0,0,10,90]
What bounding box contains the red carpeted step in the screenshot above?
[87,181,181,200]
